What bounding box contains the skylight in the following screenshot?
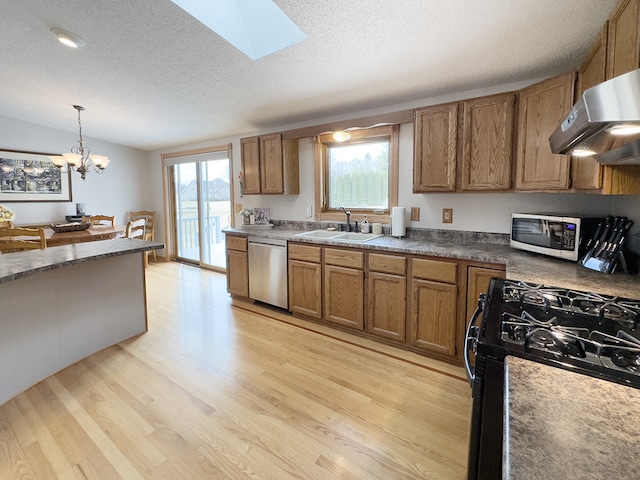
[169,0,306,60]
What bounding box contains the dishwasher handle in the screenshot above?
[248,237,287,248]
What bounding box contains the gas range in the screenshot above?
[466,277,640,479]
[478,279,640,388]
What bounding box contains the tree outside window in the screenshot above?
[327,141,389,210]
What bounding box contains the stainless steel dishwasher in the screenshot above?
[248,237,288,309]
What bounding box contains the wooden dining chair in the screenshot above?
[129,210,156,262]
[83,215,116,226]
[125,218,146,239]
[0,227,47,253]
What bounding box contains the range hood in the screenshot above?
[549,68,640,165]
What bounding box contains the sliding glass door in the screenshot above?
[174,162,199,262]
[169,148,232,270]
[198,159,231,267]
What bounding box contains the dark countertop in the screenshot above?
[224,226,640,299]
[0,238,164,285]
[504,356,640,479]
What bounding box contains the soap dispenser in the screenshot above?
[360,215,370,233]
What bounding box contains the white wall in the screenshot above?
[0,116,151,226]
[147,79,640,252]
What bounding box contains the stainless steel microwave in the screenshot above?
[510,213,603,261]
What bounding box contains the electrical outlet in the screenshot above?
[235,203,243,213]
[410,207,420,221]
[442,208,453,223]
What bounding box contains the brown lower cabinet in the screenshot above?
[288,243,322,319]
[367,253,407,342]
[225,235,249,298]
[466,265,506,321]
[409,257,459,357]
[323,248,364,329]
[284,241,508,364]
[228,235,506,363]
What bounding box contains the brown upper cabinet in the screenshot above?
[514,73,575,191]
[413,92,515,193]
[413,103,458,192]
[572,0,640,194]
[240,133,299,195]
[461,93,516,191]
[573,23,609,191]
[240,137,261,194]
[607,0,640,79]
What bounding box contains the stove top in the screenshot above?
[479,279,640,388]
[501,281,640,326]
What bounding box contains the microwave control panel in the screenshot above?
[561,223,576,250]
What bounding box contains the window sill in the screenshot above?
[317,211,391,225]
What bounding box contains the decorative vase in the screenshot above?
[243,215,251,225]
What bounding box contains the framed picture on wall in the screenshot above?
[0,149,72,202]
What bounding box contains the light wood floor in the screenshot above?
[0,261,471,479]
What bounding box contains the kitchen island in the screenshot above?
[0,238,163,406]
[504,356,640,479]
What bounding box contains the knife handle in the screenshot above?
[593,216,614,256]
[585,219,603,250]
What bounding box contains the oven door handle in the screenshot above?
[464,295,485,384]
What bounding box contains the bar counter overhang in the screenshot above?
[0,238,163,406]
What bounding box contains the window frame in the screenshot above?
[314,124,399,224]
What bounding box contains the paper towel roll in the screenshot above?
[391,207,406,237]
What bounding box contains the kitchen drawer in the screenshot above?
[325,248,364,269]
[289,243,321,262]
[368,253,406,275]
[226,235,247,252]
[412,257,457,284]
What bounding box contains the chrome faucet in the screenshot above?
[341,206,352,232]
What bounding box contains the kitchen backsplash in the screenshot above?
[271,219,510,245]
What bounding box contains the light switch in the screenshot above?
[305,205,313,217]
[442,208,453,223]
[235,203,243,213]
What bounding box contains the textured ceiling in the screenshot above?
[0,0,618,151]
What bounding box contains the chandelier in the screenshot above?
[50,105,110,181]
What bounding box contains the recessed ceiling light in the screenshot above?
[50,28,86,48]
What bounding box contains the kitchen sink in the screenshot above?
[294,229,343,239]
[332,232,383,243]
[294,230,383,243]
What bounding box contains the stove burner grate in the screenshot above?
[500,310,640,373]
[501,280,640,327]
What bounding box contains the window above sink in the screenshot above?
[314,125,399,225]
